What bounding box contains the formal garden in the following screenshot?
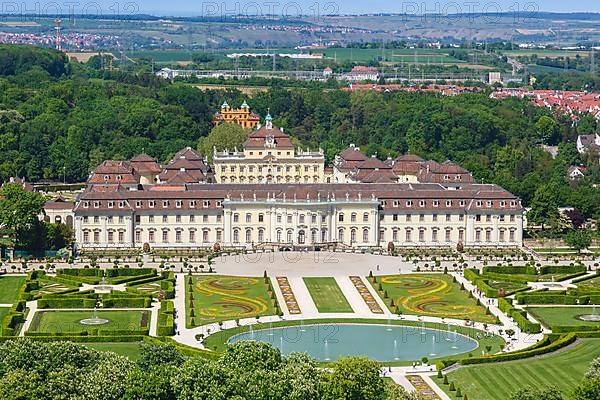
[186,275,279,328]
[303,277,353,313]
[370,273,497,324]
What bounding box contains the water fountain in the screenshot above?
[299,319,306,332]
[267,321,274,336]
[446,323,452,341]
[79,306,109,325]
[324,339,330,361]
[386,317,393,331]
[249,325,255,340]
[393,339,399,361]
[429,336,437,357]
[93,271,115,294]
[421,321,426,335]
[451,330,458,349]
[579,305,600,322]
[280,337,284,354]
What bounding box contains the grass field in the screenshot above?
[527,307,600,330]
[0,308,9,322]
[84,342,142,360]
[484,279,528,293]
[29,310,147,334]
[0,276,26,304]
[303,277,353,313]
[576,276,600,292]
[186,276,277,328]
[374,275,495,323]
[437,339,600,400]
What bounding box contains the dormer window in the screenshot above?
[486,201,492,208]
[162,200,169,208]
[406,200,413,207]
[107,201,114,208]
[393,200,399,207]
[175,200,182,208]
[216,201,222,208]
[419,200,425,207]
[500,201,506,208]
[116,175,122,181]
[93,201,100,209]
[190,200,196,208]
[459,200,466,207]
[446,200,452,207]
[203,200,210,208]
[476,201,482,207]
[83,201,89,208]
[510,201,516,207]
[136,201,142,208]
[118,201,125,209]
[444,175,450,181]
[149,201,155,208]
[103,175,109,182]
[433,200,439,207]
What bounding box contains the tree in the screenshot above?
[585,358,600,380]
[0,183,46,248]
[321,357,385,400]
[535,116,559,145]
[385,380,425,399]
[198,123,251,163]
[564,209,586,229]
[572,358,600,400]
[137,343,185,371]
[565,229,592,253]
[527,185,559,230]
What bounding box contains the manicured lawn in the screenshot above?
[576,276,600,293]
[527,307,600,330]
[0,307,10,322]
[437,339,600,400]
[203,318,505,366]
[29,310,148,334]
[303,277,353,313]
[0,276,26,303]
[373,274,495,323]
[484,279,528,292]
[84,342,142,360]
[186,276,277,328]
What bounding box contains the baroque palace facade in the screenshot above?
[62,104,524,252]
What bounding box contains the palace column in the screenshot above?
[224,209,232,245]
[493,215,499,244]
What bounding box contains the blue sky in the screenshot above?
[132,1,599,16]
[14,1,600,17]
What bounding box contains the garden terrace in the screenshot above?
[303,277,353,313]
[26,310,150,336]
[527,307,600,333]
[370,274,496,324]
[186,275,278,328]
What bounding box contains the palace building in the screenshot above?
[63,102,523,253]
[213,113,327,184]
[213,101,261,129]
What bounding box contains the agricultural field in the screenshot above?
[0,276,26,304]
[436,339,600,400]
[527,307,600,330]
[303,277,353,313]
[186,276,277,327]
[28,310,149,334]
[374,274,495,323]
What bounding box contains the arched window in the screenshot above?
[276,230,282,242]
[311,229,318,243]
[233,229,240,243]
[287,230,293,243]
[351,213,357,223]
[350,229,357,243]
[321,229,327,242]
[338,229,345,243]
[362,228,369,243]
[363,213,369,222]
[245,229,252,243]
[258,229,264,242]
[298,230,305,244]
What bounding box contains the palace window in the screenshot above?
[93,231,100,243]
[338,214,344,223]
[363,213,369,222]
[233,214,239,223]
[350,229,357,243]
[338,229,345,243]
[458,229,464,242]
[162,215,168,223]
[118,231,124,243]
[176,215,181,223]
[190,230,196,243]
[149,231,155,243]
[393,230,398,242]
[83,231,89,243]
[216,230,222,242]
[432,229,438,242]
[419,229,425,242]
[246,213,252,223]
[135,231,141,243]
[362,229,369,243]
[445,229,452,242]
[162,230,169,243]
[203,230,209,243]
[351,213,357,223]
[446,214,451,222]
[233,230,240,243]
[108,231,114,243]
[405,229,412,242]
[258,229,264,242]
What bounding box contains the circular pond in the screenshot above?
[228,324,479,362]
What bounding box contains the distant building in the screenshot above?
[213,101,260,130]
[489,72,502,86]
[343,66,379,82]
[323,67,333,78]
[567,165,585,180]
[213,113,326,184]
[577,134,600,155]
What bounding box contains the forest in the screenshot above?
[0,45,599,227]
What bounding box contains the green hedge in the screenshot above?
[516,293,578,305]
[464,268,480,282]
[498,297,513,314]
[552,325,600,333]
[539,265,586,275]
[483,266,537,275]
[105,268,157,277]
[157,300,175,336]
[102,297,151,308]
[511,310,542,334]
[0,335,145,343]
[37,298,97,309]
[1,312,24,336]
[25,328,149,337]
[49,275,85,287]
